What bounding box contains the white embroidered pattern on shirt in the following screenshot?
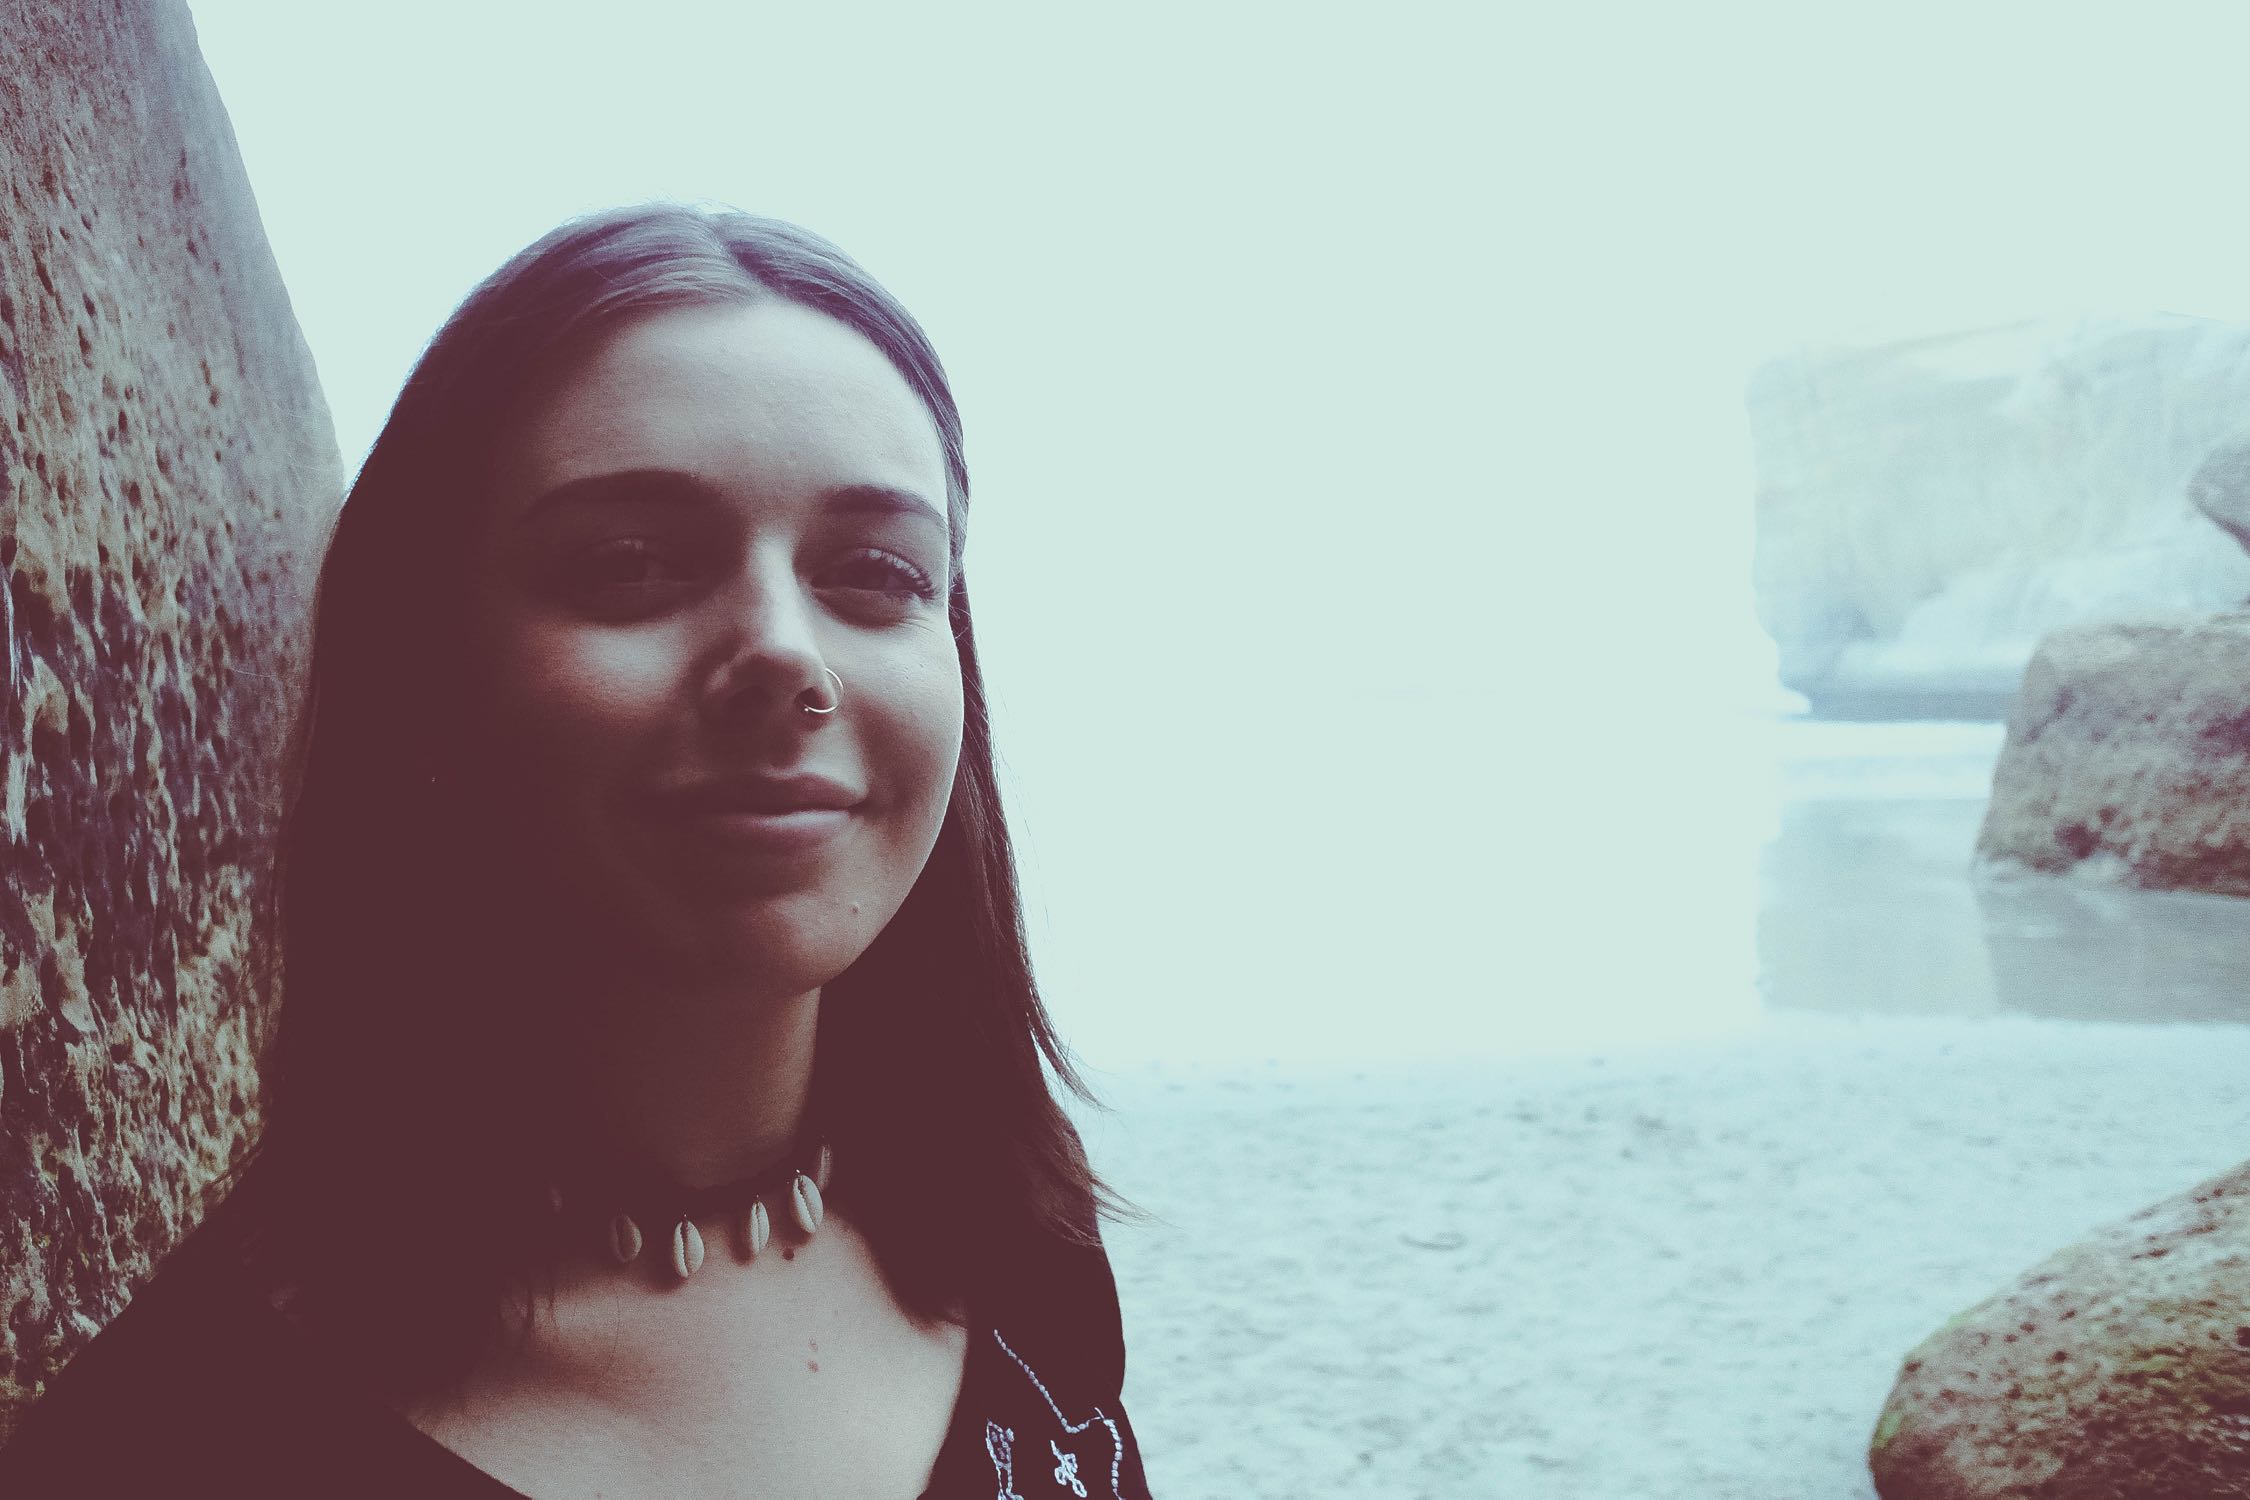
[985,1423,1020,1499]
[980,1329,1126,1499]
[1051,1439,1087,1497]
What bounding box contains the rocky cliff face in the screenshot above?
[0,0,337,1431]
[1751,317,2250,718]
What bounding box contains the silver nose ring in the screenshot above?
[801,667,842,716]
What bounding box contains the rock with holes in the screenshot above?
[1974,615,2250,897]
[0,0,337,1439]
[1870,1158,2250,1499]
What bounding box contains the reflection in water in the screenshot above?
[1010,711,2246,1065]
[1761,793,2250,1024]
[1759,799,2000,1017]
[1977,877,2250,1024]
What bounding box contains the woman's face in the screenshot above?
[467,299,965,998]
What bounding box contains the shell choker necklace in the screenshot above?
[541,1125,833,1282]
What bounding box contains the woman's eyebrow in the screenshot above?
[818,483,948,530]
[515,472,946,529]
[517,468,718,523]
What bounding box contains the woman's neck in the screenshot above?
[561,978,821,1189]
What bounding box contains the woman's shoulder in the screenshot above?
[952,1228,1151,1499]
[2,1226,306,1470]
[992,1226,1129,1383]
[0,1224,444,1497]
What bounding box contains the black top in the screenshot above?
[0,1224,1153,1498]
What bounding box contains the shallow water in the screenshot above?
[1018,713,2250,1071]
[1760,724,2250,1026]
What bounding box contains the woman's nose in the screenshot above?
[697,553,832,728]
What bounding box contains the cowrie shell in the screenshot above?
[741,1198,771,1258]
[791,1172,824,1236]
[671,1218,704,1279]
[608,1213,643,1265]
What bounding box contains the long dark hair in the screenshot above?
[190,203,1120,1402]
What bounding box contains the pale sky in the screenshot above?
[184,1,2250,707]
[179,0,2250,1061]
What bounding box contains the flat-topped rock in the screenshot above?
[1976,615,2250,895]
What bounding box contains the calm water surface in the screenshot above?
[1762,721,2250,1026]
[1006,712,2250,1071]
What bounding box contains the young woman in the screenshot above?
[0,204,1153,1497]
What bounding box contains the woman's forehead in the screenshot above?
[493,301,949,528]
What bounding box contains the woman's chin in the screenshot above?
[626,889,877,995]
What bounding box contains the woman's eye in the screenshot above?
[561,539,692,595]
[821,548,939,603]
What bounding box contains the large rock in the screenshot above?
[0,0,336,1434]
[1869,1159,2250,1499]
[1751,318,2250,719]
[1975,616,2250,895]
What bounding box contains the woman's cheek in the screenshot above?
[874,657,964,830]
[914,646,969,795]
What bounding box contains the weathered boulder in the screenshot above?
[0,0,336,1434]
[1751,318,2250,719]
[1974,616,2250,894]
[1870,1159,2250,1499]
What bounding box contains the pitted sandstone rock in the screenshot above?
[0,0,336,1435]
[1870,1159,2250,1499]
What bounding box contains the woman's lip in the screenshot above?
[654,806,853,855]
[655,771,864,816]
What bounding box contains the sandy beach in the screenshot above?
[1073,1017,2250,1498]
[1007,719,2250,1497]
